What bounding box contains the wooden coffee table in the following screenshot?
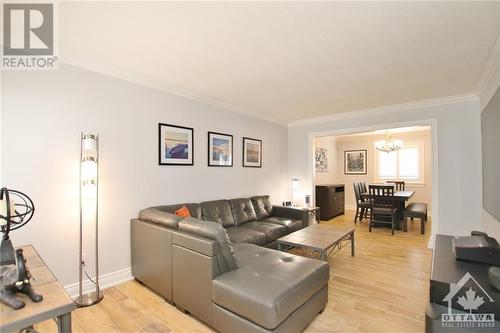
[277,224,355,261]
[0,246,74,333]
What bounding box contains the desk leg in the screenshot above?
[351,232,355,257]
[57,313,72,333]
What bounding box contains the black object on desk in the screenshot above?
[452,233,500,267]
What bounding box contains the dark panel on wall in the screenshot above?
[482,86,500,222]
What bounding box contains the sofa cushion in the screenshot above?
[226,227,267,246]
[239,221,288,243]
[212,243,329,330]
[178,217,238,271]
[138,208,183,229]
[201,200,236,227]
[229,198,258,226]
[153,203,202,219]
[250,195,273,220]
[262,216,303,232]
[175,206,191,218]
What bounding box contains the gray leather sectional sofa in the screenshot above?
[131,195,329,333]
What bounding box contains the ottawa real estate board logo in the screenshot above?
[2,1,58,70]
[441,272,495,329]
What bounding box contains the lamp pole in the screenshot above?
[76,133,103,307]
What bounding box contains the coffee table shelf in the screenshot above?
[277,224,355,261]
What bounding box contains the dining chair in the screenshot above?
[359,182,370,219]
[386,180,405,191]
[353,183,370,223]
[368,185,398,235]
[360,182,368,194]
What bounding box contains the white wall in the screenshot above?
[482,210,500,243]
[1,64,289,288]
[332,130,432,214]
[289,98,482,237]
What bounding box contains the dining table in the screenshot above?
[361,188,416,229]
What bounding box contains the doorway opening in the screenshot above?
[311,123,436,240]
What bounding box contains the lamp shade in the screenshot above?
[81,157,97,182]
[0,198,15,226]
[82,134,98,151]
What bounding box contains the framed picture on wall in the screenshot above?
[243,137,262,168]
[344,150,367,174]
[158,123,194,165]
[315,147,328,172]
[208,131,233,167]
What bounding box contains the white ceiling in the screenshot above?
[60,1,500,124]
[332,126,431,140]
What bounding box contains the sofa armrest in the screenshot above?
[272,206,309,226]
[131,219,174,301]
[172,230,218,257]
[172,230,223,326]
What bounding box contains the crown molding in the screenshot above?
[288,93,478,127]
[476,33,500,112]
[60,52,289,126]
[61,52,481,128]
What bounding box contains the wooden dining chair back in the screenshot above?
[353,182,362,203]
[353,183,370,223]
[360,182,368,196]
[368,185,398,235]
[386,180,405,191]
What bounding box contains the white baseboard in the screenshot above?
[427,234,435,249]
[64,267,133,299]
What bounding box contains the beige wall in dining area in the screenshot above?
[313,129,433,216]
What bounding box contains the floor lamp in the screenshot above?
[76,133,103,307]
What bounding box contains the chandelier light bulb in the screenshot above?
[375,132,402,153]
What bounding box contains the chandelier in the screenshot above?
[375,132,402,153]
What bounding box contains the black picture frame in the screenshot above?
[158,123,194,166]
[207,131,233,167]
[344,149,367,175]
[242,137,262,168]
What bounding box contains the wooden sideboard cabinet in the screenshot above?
[315,184,345,221]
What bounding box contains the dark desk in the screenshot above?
[430,235,499,316]
[425,235,499,332]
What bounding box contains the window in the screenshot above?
[375,143,424,183]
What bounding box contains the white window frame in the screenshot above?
[374,141,425,185]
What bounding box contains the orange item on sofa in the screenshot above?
[175,206,191,218]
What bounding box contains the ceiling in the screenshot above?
[60,1,500,124]
[332,126,431,140]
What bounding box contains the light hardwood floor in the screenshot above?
[36,210,432,333]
